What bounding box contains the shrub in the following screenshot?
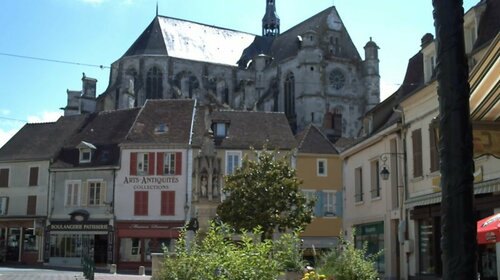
[158,223,305,280]
[316,231,381,280]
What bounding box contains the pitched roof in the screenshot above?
[296,124,338,154]
[238,6,361,67]
[125,99,195,145]
[473,0,500,51]
[0,115,87,162]
[52,108,140,168]
[123,16,256,66]
[192,109,296,150]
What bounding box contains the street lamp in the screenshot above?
[379,153,405,181]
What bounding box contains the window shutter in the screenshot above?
[0,169,9,188]
[134,191,148,216]
[148,152,155,175]
[412,129,423,177]
[130,153,137,175]
[157,152,164,175]
[100,182,107,206]
[4,197,8,215]
[175,152,182,175]
[429,126,439,172]
[335,191,343,217]
[29,167,39,186]
[27,196,37,215]
[315,191,324,217]
[134,192,140,215]
[143,192,149,215]
[168,191,175,215]
[81,182,88,206]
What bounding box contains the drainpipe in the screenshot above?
[394,106,409,279]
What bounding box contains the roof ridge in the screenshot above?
[310,124,339,153]
[157,15,258,37]
[297,124,313,150]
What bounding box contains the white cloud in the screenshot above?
[27,111,62,124]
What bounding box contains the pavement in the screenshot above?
[0,266,152,280]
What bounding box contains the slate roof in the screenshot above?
[473,0,500,51]
[296,124,338,155]
[238,6,361,67]
[0,115,87,162]
[192,109,296,150]
[124,99,195,145]
[123,16,256,66]
[52,108,140,168]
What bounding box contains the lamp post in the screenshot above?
[432,0,476,279]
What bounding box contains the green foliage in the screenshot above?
[316,231,381,280]
[217,148,315,239]
[158,223,305,280]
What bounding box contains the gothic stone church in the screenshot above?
[64,0,380,139]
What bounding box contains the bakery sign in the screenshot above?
[123,176,179,190]
[49,221,110,232]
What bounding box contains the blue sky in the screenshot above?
[0,0,477,147]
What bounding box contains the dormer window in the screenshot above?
[215,123,226,138]
[80,149,91,163]
[155,123,168,134]
[77,141,96,164]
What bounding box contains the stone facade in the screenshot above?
[66,1,379,139]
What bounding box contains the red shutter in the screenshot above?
[161,191,175,216]
[175,152,182,175]
[168,191,175,215]
[157,152,164,175]
[130,153,137,176]
[148,152,155,175]
[134,191,148,216]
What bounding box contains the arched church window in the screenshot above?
[146,67,163,100]
[284,72,295,119]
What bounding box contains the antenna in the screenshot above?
[156,1,158,16]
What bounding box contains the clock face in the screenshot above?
[329,70,345,90]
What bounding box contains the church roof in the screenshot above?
[0,115,87,162]
[123,16,256,66]
[296,124,339,155]
[124,99,195,145]
[238,6,361,67]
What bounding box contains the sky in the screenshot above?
[0,0,478,148]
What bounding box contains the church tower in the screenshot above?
[262,0,280,36]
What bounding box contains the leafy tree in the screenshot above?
[217,149,314,240]
[159,223,304,280]
[316,230,381,280]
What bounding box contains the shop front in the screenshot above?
[46,220,113,267]
[116,221,183,269]
[0,218,44,264]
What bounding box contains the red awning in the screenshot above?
[477,213,500,244]
[118,228,180,238]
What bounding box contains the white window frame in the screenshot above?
[137,153,149,175]
[65,180,81,207]
[317,159,327,177]
[79,148,92,163]
[87,180,103,206]
[323,191,336,216]
[164,153,176,175]
[0,197,8,215]
[225,151,242,175]
[302,189,316,203]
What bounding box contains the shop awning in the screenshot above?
[118,228,180,238]
[300,236,339,249]
[405,178,500,208]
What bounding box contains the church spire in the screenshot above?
[262,0,280,37]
